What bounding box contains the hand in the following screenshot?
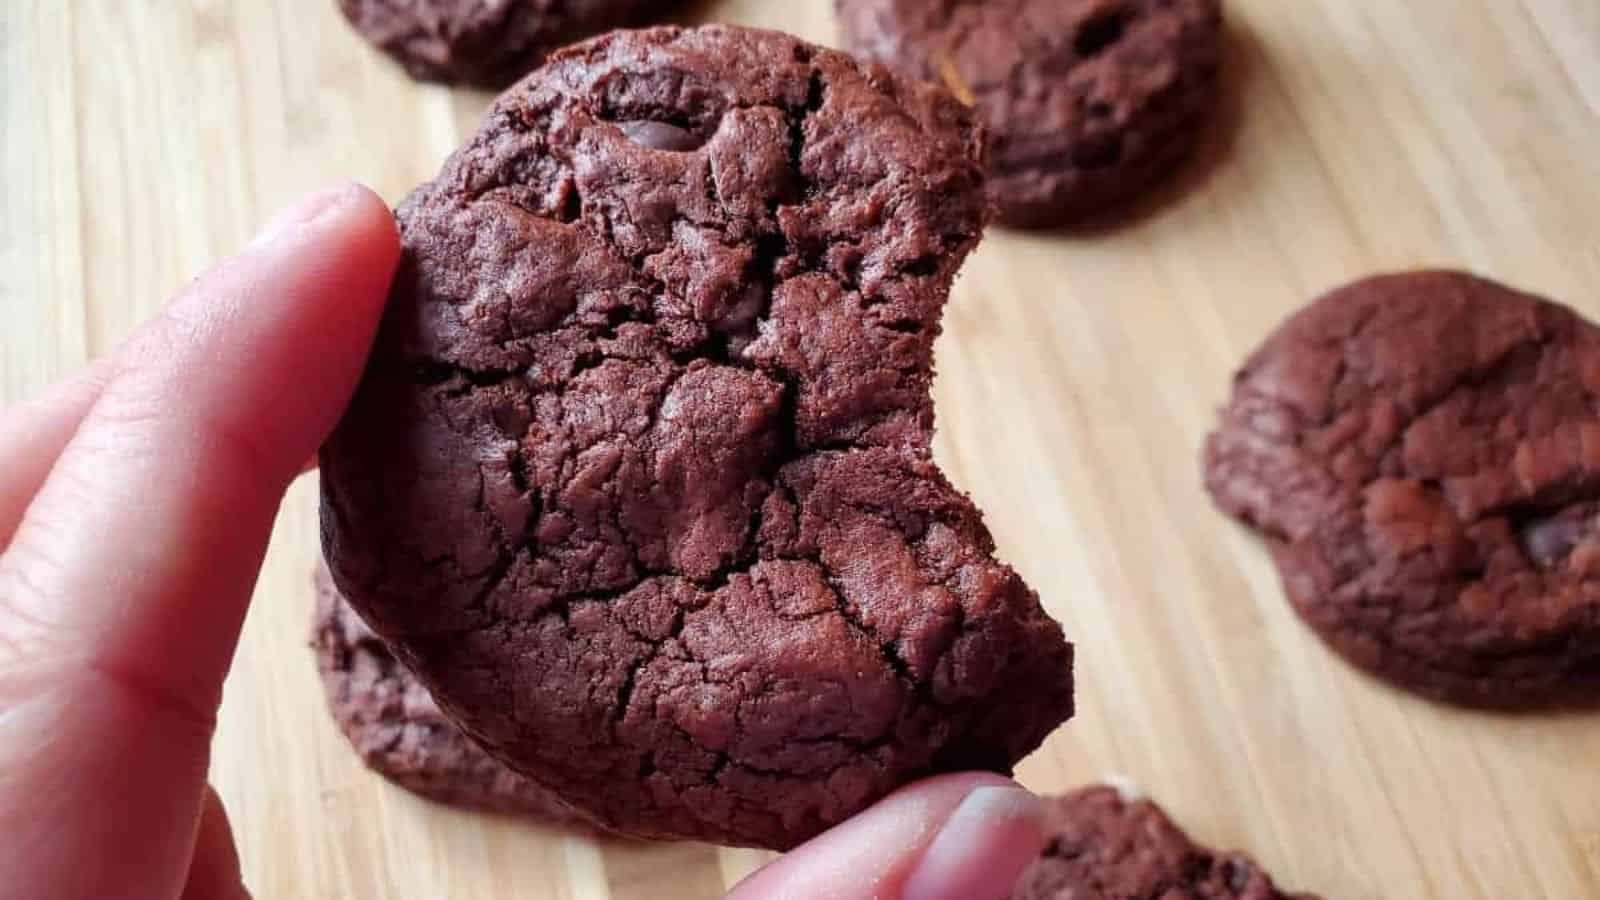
[0,183,401,899]
[0,185,1047,900]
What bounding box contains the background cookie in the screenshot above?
[312,565,588,822]
[1206,271,1600,706]
[320,25,1075,849]
[1010,784,1320,899]
[337,0,663,88]
[837,0,1224,228]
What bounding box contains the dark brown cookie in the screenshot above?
[1010,784,1320,900]
[837,0,1223,228]
[1206,271,1600,706]
[311,564,586,822]
[337,0,662,88]
[320,25,1075,849]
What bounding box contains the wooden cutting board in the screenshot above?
[4,1,1599,897]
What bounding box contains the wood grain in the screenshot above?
[3,2,1598,897]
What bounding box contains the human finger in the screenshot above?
[0,183,399,899]
[727,773,1047,900]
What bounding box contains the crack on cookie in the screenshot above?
[413,361,525,389]
[1384,336,1551,481]
[1074,7,1130,59]
[787,69,826,201]
[558,179,583,223]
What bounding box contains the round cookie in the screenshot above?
[1205,271,1600,706]
[1010,784,1321,899]
[311,564,587,822]
[320,25,1075,849]
[337,0,662,88]
[836,0,1224,228]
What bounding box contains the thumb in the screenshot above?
[728,773,1048,900]
[0,183,398,899]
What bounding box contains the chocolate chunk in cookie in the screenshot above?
[320,25,1075,849]
[1011,784,1321,900]
[837,0,1224,228]
[311,564,586,822]
[337,0,666,88]
[1206,271,1600,706]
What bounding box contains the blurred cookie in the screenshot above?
[1011,784,1320,899]
[1206,271,1600,706]
[312,564,585,821]
[337,0,663,88]
[838,0,1223,227]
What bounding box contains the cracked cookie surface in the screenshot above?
[337,0,663,88]
[1010,785,1320,899]
[320,25,1075,848]
[837,0,1223,228]
[312,565,588,822]
[1206,271,1600,706]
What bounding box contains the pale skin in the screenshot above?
[0,184,1048,900]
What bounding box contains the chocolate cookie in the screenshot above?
[1010,784,1320,899]
[320,25,1075,849]
[1206,271,1600,706]
[311,564,585,822]
[337,0,661,88]
[837,0,1223,228]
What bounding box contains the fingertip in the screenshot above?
[320,182,400,259]
[254,183,396,251]
[317,182,401,267]
[264,181,400,309]
[900,784,1048,900]
[248,181,399,299]
[728,773,1035,900]
[104,185,402,496]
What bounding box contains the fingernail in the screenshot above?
[901,786,1049,900]
[248,183,363,250]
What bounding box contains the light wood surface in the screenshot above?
[4,1,1599,897]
